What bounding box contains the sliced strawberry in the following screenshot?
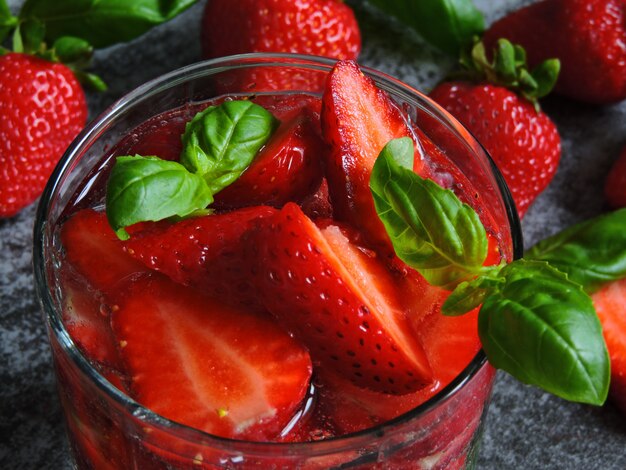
[61,277,122,367]
[124,206,276,309]
[253,203,432,395]
[591,278,626,414]
[253,94,322,124]
[300,178,333,220]
[60,209,147,365]
[111,275,312,441]
[321,60,427,251]
[61,209,147,294]
[214,115,325,209]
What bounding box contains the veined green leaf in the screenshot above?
[106,156,213,240]
[526,208,626,293]
[479,260,610,405]
[370,137,488,288]
[20,0,199,48]
[368,0,485,56]
[181,100,278,194]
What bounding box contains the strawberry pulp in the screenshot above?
[52,79,509,468]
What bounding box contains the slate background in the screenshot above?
[1,0,625,468]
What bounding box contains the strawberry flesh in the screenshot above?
[60,209,147,366]
[111,275,313,440]
[253,202,432,395]
[124,206,276,309]
[591,278,626,414]
[321,60,427,251]
[61,209,147,295]
[214,115,325,209]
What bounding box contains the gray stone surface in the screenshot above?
[1,0,625,468]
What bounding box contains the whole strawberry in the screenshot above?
[605,144,626,208]
[483,0,626,104]
[0,52,87,217]
[430,40,562,217]
[201,0,361,91]
[202,0,360,60]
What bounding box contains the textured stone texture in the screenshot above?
[1,0,625,468]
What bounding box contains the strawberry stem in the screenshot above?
[458,37,560,109]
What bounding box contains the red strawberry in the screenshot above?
[591,278,626,413]
[60,209,147,365]
[430,81,561,218]
[483,0,626,104]
[0,53,87,217]
[119,108,191,162]
[605,145,626,208]
[300,178,333,220]
[214,115,325,209]
[61,209,147,294]
[123,206,276,308]
[321,60,427,251]
[253,202,433,395]
[252,94,322,124]
[201,0,361,92]
[111,274,313,441]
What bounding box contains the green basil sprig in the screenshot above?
[370,138,610,405]
[106,100,277,238]
[526,209,626,294]
[19,0,199,48]
[181,100,279,194]
[368,0,485,56]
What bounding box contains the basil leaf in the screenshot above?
[370,137,488,288]
[106,156,213,240]
[479,259,609,405]
[19,0,198,48]
[442,268,504,316]
[181,100,278,194]
[526,209,626,293]
[368,0,485,56]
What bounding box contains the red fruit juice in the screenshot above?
[50,92,509,469]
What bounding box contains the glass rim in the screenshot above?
[33,52,523,452]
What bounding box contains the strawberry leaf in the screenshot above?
[526,209,626,293]
[19,0,199,48]
[106,156,213,240]
[369,0,485,56]
[478,260,609,405]
[181,100,278,194]
[370,137,488,288]
[0,0,17,43]
[70,68,107,91]
[462,38,560,107]
[52,36,93,65]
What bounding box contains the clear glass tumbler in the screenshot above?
[33,53,523,470]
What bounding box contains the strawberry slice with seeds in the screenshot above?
[591,278,626,414]
[111,275,313,441]
[253,202,432,395]
[124,206,276,309]
[60,209,147,366]
[62,209,148,294]
[214,115,325,209]
[321,60,427,251]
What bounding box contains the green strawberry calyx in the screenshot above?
[1,16,106,91]
[457,37,560,109]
